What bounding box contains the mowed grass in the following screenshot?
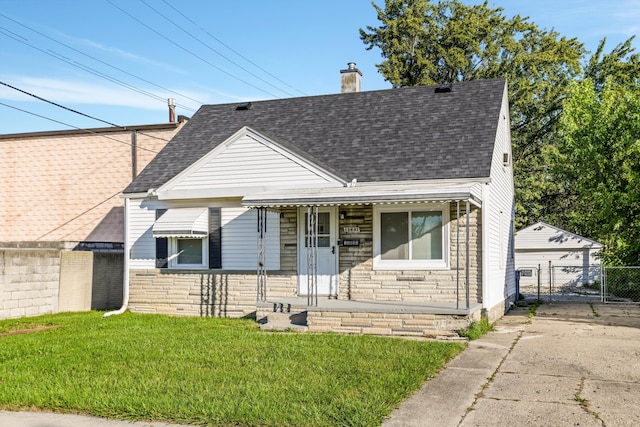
[0,312,464,427]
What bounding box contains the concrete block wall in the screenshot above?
[0,247,123,320]
[0,248,60,319]
[337,204,482,304]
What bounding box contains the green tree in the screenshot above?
[584,36,640,92]
[360,0,585,227]
[548,80,640,265]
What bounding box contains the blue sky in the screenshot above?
[1,0,639,134]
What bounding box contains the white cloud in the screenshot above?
[0,75,203,112]
[76,38,187,75]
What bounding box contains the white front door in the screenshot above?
[298,207,338,296]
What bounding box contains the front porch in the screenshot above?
[257,297,482,337]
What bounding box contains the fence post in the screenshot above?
[537,263,541,303]
[600,264,605,303]
[549,260,552,300]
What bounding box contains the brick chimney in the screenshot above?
[340,62,362,93]
[168,98,176,123]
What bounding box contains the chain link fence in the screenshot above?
[517,264,602,302]
[603,267,640,303]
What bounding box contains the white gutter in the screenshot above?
[104,197,130,318]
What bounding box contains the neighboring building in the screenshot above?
[119,68,516,335]
[0,111,188,320]
[515,221,603,291]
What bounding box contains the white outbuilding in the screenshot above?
[515,222,603,291]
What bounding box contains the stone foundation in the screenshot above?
[128,269,298,317]
[306,310,480,336]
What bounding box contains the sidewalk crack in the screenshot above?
[457,327,524,426]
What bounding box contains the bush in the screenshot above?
[605,268,640,302]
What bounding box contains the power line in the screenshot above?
[2,80,123,128]
[139,0,296,97]
[160,0,307,96]
[0,11,206,107]
[0,101,160,153]
[36,190,122,240]
[106,0,281,98]
[0,26,197,113]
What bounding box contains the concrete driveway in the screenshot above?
[384,302,640,427]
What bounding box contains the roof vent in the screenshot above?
[236,102,252,111]
[435,84,452,93]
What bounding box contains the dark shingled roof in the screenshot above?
[125,78,506,194]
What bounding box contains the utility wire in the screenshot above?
[160,0,307,96]
[1,101,129,240]
[1,80,123,128]
[0,27,196,113]
[0,101,160,153]
[0,11,206,107]
[140,0,295,97]
[36,190,122,240]
[107,0,281,98]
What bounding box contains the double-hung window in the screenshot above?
[373,203,449,270]
[169,237,208,268]
[153,207,211,270]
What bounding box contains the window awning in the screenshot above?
[242,182,483,208]
[152,208,208,238]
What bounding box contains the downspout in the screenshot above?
[104,197,130,317]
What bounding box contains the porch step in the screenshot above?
[260,322,309,332]
[259,310,309,332]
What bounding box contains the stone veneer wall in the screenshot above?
[337,203,482,304]
[128,270,297,317]
[306,310,482,336]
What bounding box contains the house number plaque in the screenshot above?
[343,226,360,233]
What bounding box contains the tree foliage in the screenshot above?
[360,0,584,228]
[549,80,640,265]
[361,0,640,263]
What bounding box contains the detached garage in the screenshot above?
[515,222,603,292]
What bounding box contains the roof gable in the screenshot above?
[156,127,345,200]
[515,221,603,250]
[125,79,507,194]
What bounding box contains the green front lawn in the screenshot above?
[0,312,464,427]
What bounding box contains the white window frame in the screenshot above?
[373,203,449,270]
[168,237,208,269]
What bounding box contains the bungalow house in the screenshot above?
[117,67,516,336]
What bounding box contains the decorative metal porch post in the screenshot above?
[256,207,267,302]
[306,206,318,306]
[456,200,460,310]
[466,200,470,310]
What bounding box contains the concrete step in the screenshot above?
[260,322,309,332]
[266,311,307,326]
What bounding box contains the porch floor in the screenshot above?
[256,297,482,337]
[257,297,482,316]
